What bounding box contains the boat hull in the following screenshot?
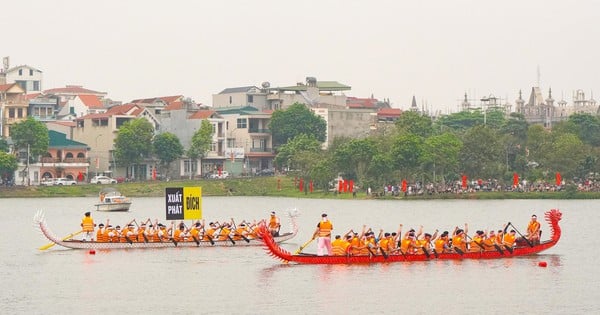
[94,202,132,212]
[259,209,562,265]
[34,210,299,250]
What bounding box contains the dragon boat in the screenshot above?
[259,209,561,264]
[34,210,298,250]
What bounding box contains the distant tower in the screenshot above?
[410,95,418,112]
[545,87,554,107]
[515,90,525,114]
[461,92,471,111]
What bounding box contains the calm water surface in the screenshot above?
[0,197,597,314]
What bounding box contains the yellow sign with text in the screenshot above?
[165,187,202,220]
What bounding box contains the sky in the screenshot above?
[3,0,599,113]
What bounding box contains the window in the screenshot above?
[184,160,197,173]
[29,69,33,76]
[236,118,247,128]
[18,69,22,75]
[211,142,217,152]
[17,108,23,118]
[227,138,236,148]
[8,108,15,118]
[247,95,253,103]
[33,81,40,91]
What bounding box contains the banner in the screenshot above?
[556,172,562,186]
[461,175,467,190]
[513,173,519,188]
[401,179,407,192]
[165,187,202,220]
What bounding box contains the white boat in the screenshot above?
[94,188,131,212]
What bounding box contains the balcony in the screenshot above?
[248,128,271,134]
[249,147,273,153]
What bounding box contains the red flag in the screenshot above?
[309,180,313,193]
[513,173,519,187]
[461,175,467,190]
[349,180,354,193]
[401,179,407,192]
[299,178,304,192]
[556,172,562,186]
[338,180,343,192]
[152,168,157,180]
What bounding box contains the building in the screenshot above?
[0,57,43,93]
[72,103,159,178]
[43,85,109,118]
[215,106,275,176]
[159,107,226,178]
[13,130,90,186]
[0,83,28,137]
[312,107,374,149]
[213,77,351,111]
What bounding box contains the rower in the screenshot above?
[331,235,350,256]
[268,211,281,236]
[503,230,517,248]
[434,231,450,253]
[526,214,541,245]
[96,223,107,242]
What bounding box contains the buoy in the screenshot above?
[89,249,96,255]
[538,261,547,267]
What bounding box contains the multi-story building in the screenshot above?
[43,85,108,118]
[72,103,159,179]
[0,57,43,93]
[0,83,28,137]
[159,107,226,178]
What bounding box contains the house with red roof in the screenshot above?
[72,103,158,178]
[131,95,185,116]
[42,85,110,119]
[159,107,226,178]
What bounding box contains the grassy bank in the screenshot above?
[1,176,598,199]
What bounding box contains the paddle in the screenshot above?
[453,247,465,255]
[231,218,250,243]
[420,246,430,259]
[133,219,149,243]
[39,230,83,250]
[465,234,486,251]
[509,222,534,247]
[431,248,439,258]
[201,220,215,245]
[294,237,315,254]
[184,223,200,246]
[379,246,389,259]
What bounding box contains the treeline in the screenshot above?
[275,109,600,192]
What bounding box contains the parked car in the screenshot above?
[90,176,118,184]
[40,178,55,186]
[256,168,275,176]
[54,178,77,185]
[209,171,230,179]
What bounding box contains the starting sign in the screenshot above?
[165,187,202,220]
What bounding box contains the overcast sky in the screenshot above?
[3,0,599,113]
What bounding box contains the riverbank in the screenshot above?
[0,175,598,199]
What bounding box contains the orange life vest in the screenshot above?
[452,235,467,252]
[96,228,108,242]
[219,227,231,241]
[527,221,540,234]
[81,217,94,232]
[317,220,333,237]
[269,216,279,229]
[504,233,516,246]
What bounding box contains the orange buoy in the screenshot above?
[538,261,547,267]
[89,249,96,255]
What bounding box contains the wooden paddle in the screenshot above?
[231,218,250,243]
[294,237,315,254]
[39,230,83,250]
[133,219,149,243]
[183,223,200,245]
[509,222,534,247]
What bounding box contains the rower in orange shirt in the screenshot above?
[434,231,450,253]
[268,211,281,236]
[331,235,350,256]
[452,224,468,254]
[526,214,541,245]
[503,229,517,248]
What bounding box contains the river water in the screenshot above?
[0,197,597,314]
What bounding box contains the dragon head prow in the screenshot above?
[546,209,562,222]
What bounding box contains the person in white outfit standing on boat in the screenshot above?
[312,213,333,256]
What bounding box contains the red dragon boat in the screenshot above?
[34,210,298,250]
[259,209,562,264]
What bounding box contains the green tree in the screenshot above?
[395,111,434,137]
[187,120,213,178]
[0,138,9,153]
[389,133,423,179]
[274,134,321,172]
[332,138,378,185]
[459,125,504,179]
[565,113,600,146]
[0,151,18,181]
[421,132,462,183]
[114,118,154,179]
[10,117,49,158]
[545,133,587,178]
[269,103,327,146]
[153,132,184,178]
